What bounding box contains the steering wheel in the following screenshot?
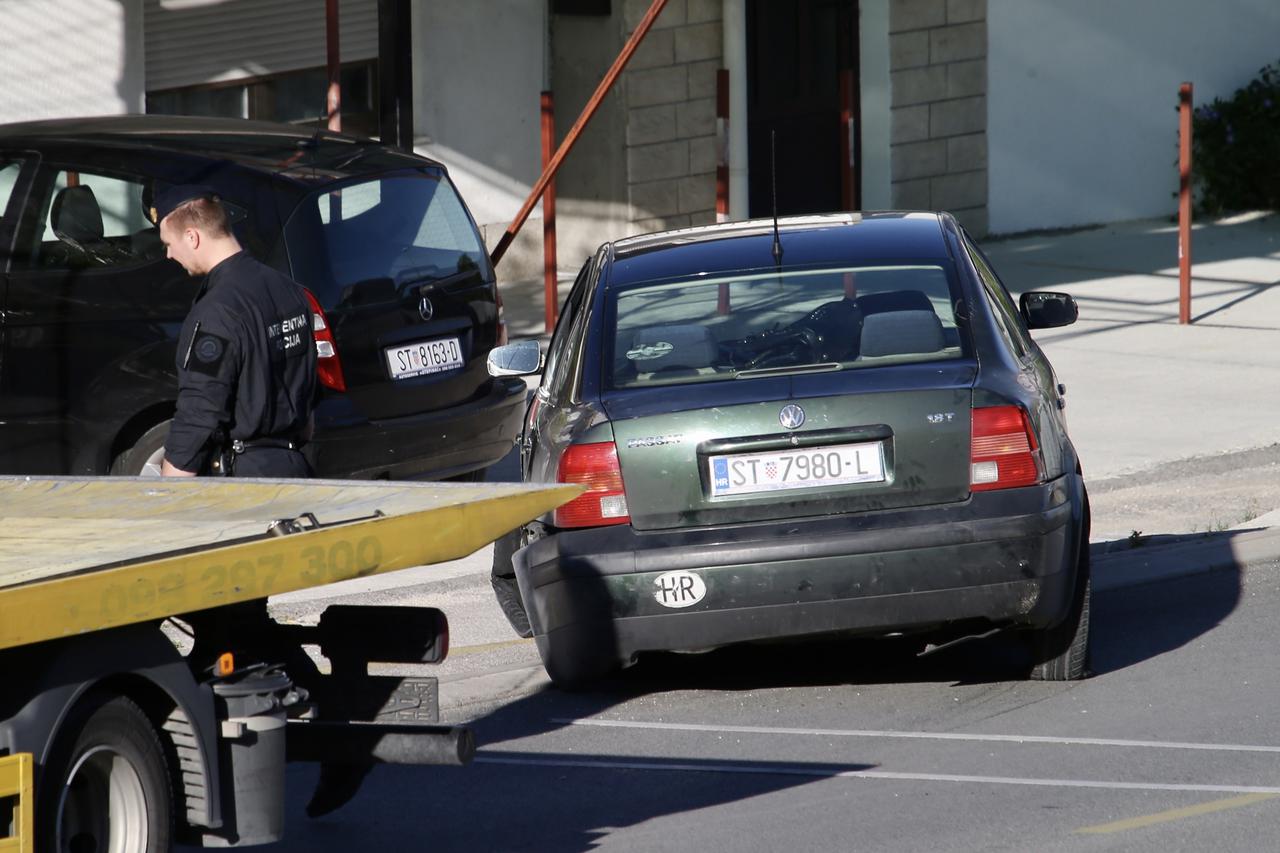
[742,325,819,369]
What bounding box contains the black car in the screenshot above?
[0,116,524,479]
[488,212,1089,686]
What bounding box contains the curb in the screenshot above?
[1092,525,1280,592]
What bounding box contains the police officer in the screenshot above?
[154,184,317,478]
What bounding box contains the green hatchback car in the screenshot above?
[488,212,1089,686]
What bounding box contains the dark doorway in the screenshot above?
[746,0,859,217]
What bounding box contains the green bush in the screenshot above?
[1191,60,1280,215]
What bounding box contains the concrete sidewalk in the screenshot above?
[493,210,1280,590]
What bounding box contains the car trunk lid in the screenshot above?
[283,170,500,420]
[603,362,976,531]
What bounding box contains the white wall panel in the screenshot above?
[145,0,377,91]
[411,0,545,233]
[989,0,1280,233]
[0,0,144,121]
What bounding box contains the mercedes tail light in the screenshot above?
[303,289,346,392]
[971,405,1042,491]
[555,442,630,528]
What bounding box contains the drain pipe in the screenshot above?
[723,0,748,221]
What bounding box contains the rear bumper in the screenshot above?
[514,476,1084,679]
[308,377,526,479]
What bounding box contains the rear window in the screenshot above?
[283,171,489,308]
[608,264,969,389]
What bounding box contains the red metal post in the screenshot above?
[715,69,730,223]
[1178,82,1193,325]
[716,68,730,315]
[839,69,856,211]
[490,0,671,267]
[326,0,341,132]
[541,91,558,334]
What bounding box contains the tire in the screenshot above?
[491,527,533,638]
[109,420,171,477]
[445,467,488,483]
[1026,499,1092,681]
[40,694,173,853]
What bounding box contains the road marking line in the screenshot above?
[475,755,1280,795]
[449,637,534,656]
[554,718,1280,754]
[1075,793,1280,834]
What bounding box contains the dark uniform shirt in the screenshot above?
[165,251,317,474]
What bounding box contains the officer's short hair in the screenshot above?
[164,196,231,238]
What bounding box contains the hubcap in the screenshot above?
[57,746,149,853]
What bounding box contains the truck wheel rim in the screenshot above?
[57,745,149,853]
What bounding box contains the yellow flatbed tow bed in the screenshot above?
[0,475,578,849]
[0,475,576,651]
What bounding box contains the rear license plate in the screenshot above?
[385,337,464,380]
[709,441,885,497]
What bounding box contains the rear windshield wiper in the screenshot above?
[734,362,844,379]
[396,266,482,295]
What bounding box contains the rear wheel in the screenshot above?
[491,527,533,638]
[109,420,170,477]
[445,466,488,482]
[1026,500,1091,681]
[41,694,173,853]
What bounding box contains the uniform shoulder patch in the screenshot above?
[187,331,230,376]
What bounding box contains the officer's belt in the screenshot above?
[231,437,302,454]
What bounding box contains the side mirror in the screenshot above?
[487,340,543,377]
[1020,291,1078,330]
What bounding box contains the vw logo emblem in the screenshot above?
[418,296,434,322]
[779,404,805,430]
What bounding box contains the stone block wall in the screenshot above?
[889,0,988,235]
[621,0,721,234]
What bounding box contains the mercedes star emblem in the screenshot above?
[418,295,434,322]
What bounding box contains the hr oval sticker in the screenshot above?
[653,570,706,609]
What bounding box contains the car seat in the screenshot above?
[626,323,718,380]
[858,309,946,358]
[50,185,121,266]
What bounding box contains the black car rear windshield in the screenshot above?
[608,264,970,389]
[284,171,488,308]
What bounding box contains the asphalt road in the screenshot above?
[256,391,1280,851]
[258,538,1280,851]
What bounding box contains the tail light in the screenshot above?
[302,289,346,392]
[495,284,509,347]
[554,441,630,528]
[971,405,1042,491]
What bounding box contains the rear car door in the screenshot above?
[528,259,596,484]
[0,157,193,474]
[0,155,33,469]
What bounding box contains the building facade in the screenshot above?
[2,0,1276,280]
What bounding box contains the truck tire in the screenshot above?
[41,694,173,853]
[109,420,170,477]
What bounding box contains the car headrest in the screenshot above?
[51,185,105,244]
[857,289,934,315]
[859,309,946,358]
[627,324,717,371]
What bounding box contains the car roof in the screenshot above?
[606,212,957,287]
[0,114,441,183]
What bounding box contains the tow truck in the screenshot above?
[0,475,576,851]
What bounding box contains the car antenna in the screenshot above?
[770,128,783,267]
